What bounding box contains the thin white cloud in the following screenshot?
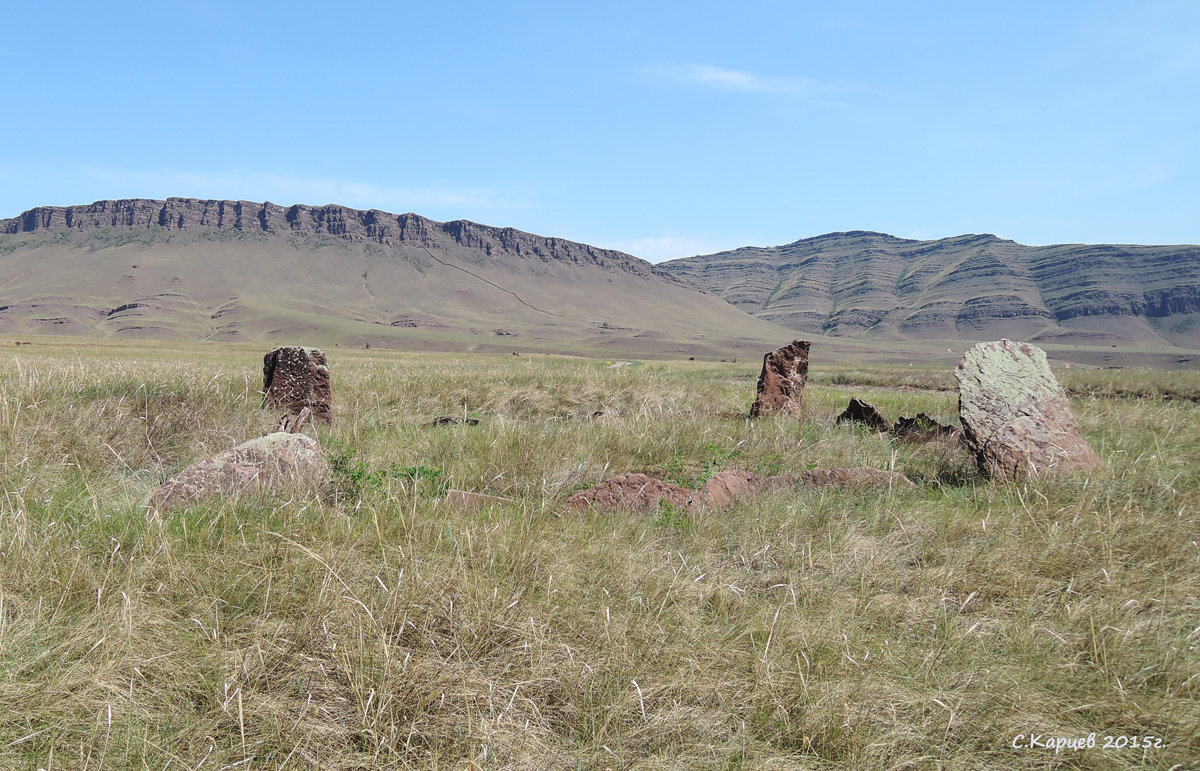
[639,63,829,98]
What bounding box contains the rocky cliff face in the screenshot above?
[660,231,1200,347]
[3,198,668,279]
[0,198,783,357]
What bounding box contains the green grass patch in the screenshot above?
[0,342,1196,768]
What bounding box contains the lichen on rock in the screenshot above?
[150,432,330,510]
[955,339,1100,480]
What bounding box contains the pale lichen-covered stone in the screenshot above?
[955,340,1100,480]
[150,432,329,510]
[262,346,332,423]
[750,340,810,418]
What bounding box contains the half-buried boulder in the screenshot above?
[566,473,690,513]
[836,397,890,432]
[692,470,768,509]
[151,433,329,510]
[955,340,1100,480]
[689,470,798,510]
[890,413,960,442]
[749,340,810,418]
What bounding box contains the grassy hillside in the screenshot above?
[0,199,794,359]
[0,340,1196,768]
[660,231,1200,350]
[5,202,1199,367]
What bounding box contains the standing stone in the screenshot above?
[955,340,1100,480]
[262,346,331,423]
[749,340,810,418]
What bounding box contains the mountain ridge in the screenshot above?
[3,197,680,282]
[660,230,1200,349]
[5,198,1199,360]
[0,198,786,357]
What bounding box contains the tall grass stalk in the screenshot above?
[0,343,1196,768]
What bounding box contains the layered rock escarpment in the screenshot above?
[661,231,1200,346]
[1,198,794,356]
[2,198,672,278]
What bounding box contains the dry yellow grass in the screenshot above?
[0,341,1197,768]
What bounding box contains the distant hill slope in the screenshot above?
[659,231,1200,348]
[0,198,792,357]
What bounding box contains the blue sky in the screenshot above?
[2,1,1197,261]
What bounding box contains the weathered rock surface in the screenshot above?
[692,470,768,509]
[1,200,680,280]
[0,198,793,358]
[566,473,691,513]
[273,407,313,434]
[798,467,917,490]
[151,433,329,510]
[442,489,514,511]
[263,346,331,423]
[890,413,960,442]
[836,397,890,432]
[955,340,1101,480]
[834,397,959,442]
[689,470,799,510]
[660,231,1200,349]
[749,340,810,418]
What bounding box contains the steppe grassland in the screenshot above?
[0,340,1197,770]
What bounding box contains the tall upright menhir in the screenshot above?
[262,346,333,423]
[749,340,811,418]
